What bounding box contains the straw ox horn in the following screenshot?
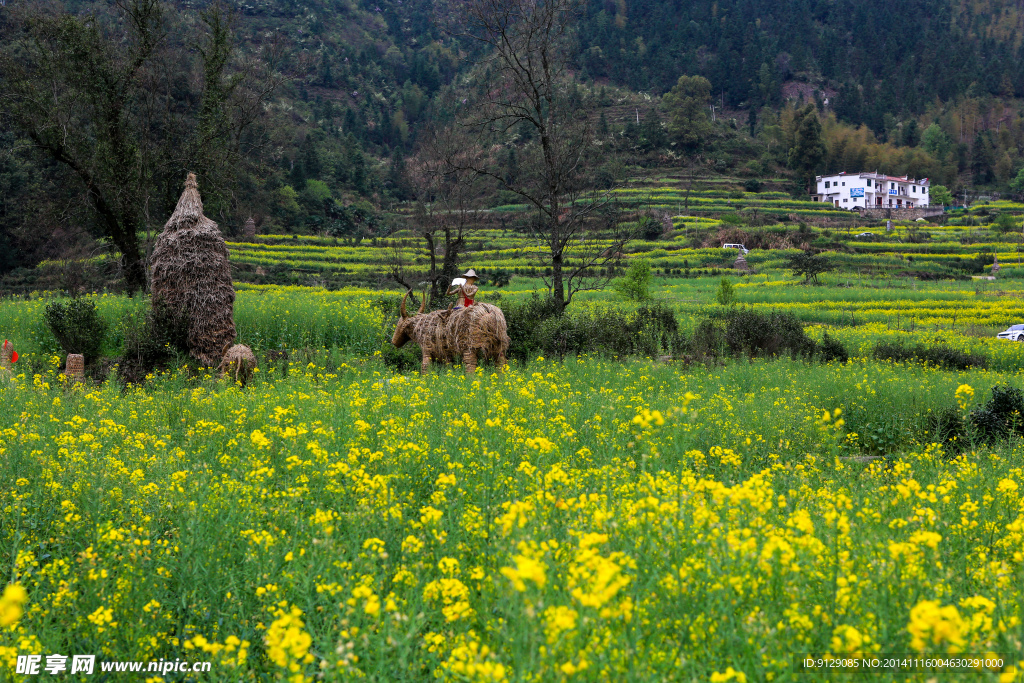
[400,289,426,318]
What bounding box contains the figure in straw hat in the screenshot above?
[447,269,479,310]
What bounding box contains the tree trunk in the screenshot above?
[119,240,147,292]
[551,249,565,312]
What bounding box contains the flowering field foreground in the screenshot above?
[2,359,1024,682]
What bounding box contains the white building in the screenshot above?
[810,172,930,209]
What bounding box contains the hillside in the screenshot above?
[3,0,1024,287]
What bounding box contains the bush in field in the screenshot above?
[689,319,726,360]
[503,294,563,362]
[44,298,108,361]
[612,258,652,302]
[724,309,816,359]
[116,302,189,386]
[970,385,1024,442]
[379,340,420,373]
[992,213,1019,234]
[817,332,849,364]
[639,215,663,241]
[927,406,967,453]
[504,298,683,362]
[488,269,513,288]
[873,342,986,371]
[715,278,736,306]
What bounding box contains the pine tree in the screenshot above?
[788,106,826,188]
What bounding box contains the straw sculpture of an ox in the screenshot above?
[392,290,509,374]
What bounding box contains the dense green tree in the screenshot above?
[922,124,952,159]
[788,106,826,187]
[785,250,833,284]
[971,131,996,185]
[1010,169,1024,197]
[662,75,713,154]
[929,184,954,206]
[902,120,920,147]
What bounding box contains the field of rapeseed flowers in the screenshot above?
[2,343,1024,681]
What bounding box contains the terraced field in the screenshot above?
[227,181,1024,287]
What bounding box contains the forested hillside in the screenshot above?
[3,0,1024,281]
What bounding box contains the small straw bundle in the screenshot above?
[219,343,257,386]
[243,216,256,240]
[65,354,85,384]
[151,173,236,366]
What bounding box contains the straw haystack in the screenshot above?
[219,343,257,386]
[243,216,256,240]
[392,291,509,374]
[151,173,236,366]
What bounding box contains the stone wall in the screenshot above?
[857,206,944,221]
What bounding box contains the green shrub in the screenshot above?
[926,406,966,453]
[44,298,108,361]
[817,332,849,364]
[612,258,652,302]
[724,309,816,359]
[785,250,833,284]
[716,278,736,306]
[503,298,682,362]
[873,342,986,371]
[689,319,726,360]
[380,340,421,373]
[970,385,1024,442]
[116,302,189,386]
[504,295,563,362]
[639,215,663,241]
[488,269,513,288]
[992,213,1019,234]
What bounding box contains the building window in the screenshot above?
[866,179,872,187]
[912,186,917,193]
[923,187,928,194]
[843,198,848,203]
[842,182,846,186]
[890,183,895,189]
[825,181,830,188]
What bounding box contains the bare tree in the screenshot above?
[406,126,491,305]
[442,0,631,313]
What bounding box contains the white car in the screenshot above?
[723,243,749,254]
[997,324,1024,341]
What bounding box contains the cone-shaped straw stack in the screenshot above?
[151,173,236,366]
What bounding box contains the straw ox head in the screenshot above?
[391,289,427,348]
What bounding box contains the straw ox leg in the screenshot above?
[462,349,477,375]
